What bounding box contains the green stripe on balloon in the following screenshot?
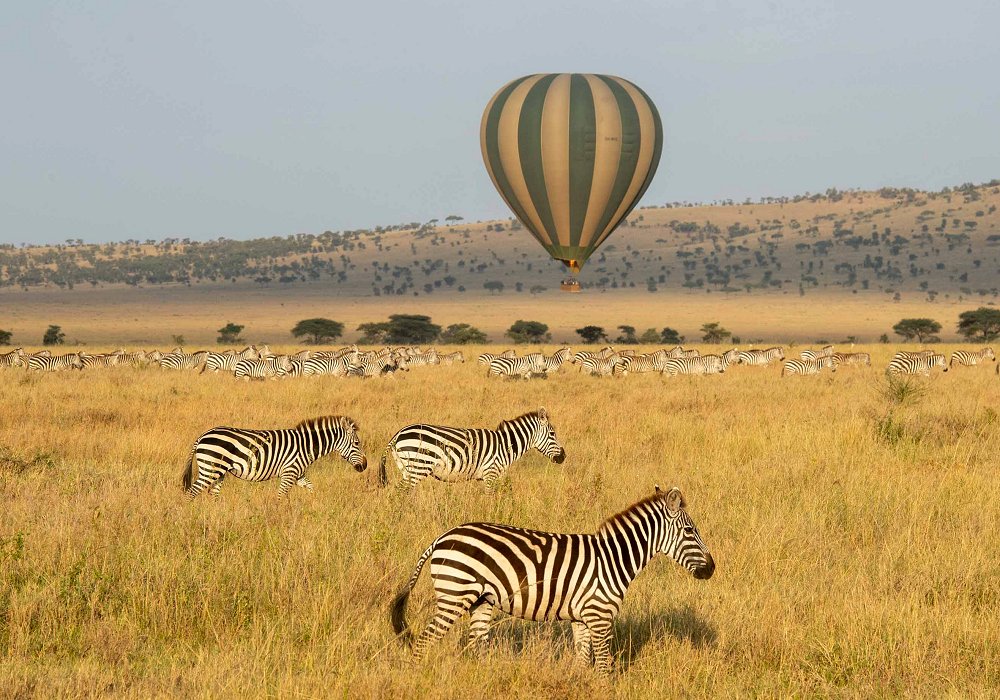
[517,74,559,252]
[567,74,596,251]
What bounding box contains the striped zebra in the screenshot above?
[541,347,573,374]
[736,347,785,366]
[619,350,671,375]
[181,415,367,499]
[487,355,546,379]
[378,408,566,491]
[113,350,149,367]
[949,347,995,368]
[439,351,464,365]
[159,352,203,370]
[390,486,714,673]
[886,352,948,376]
[200,351,242,374]
[407,350,440,367]
[661,355,725,376]
[347,354,405,378]
[79,352,121,369]
[895,350,934,359]
[28,353,83,372]
[722,348,741,367]
[781,355,837,377]
[800,345,834,361]
[233,355,291,380]
[580,354,622,377]
[477,350,516,366]
[831,352,871,367]
[0,349,26,368]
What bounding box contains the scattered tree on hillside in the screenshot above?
[0,329,11,346]
[217,323,245,344]
[529,285,547,295]
[957,307,1000,342]
[483,281,505,294]
[616,325,639,344]
[357,322,391,345]
[576,326,607,344]
[660,327,683,345]
[639,328,661,344]
[506,320,551,344]
[42,325,65,346]
[440,323,488,344]
[892,318,941,343]
[372,314,442,344]
[701,322,731,344]
[291,318,344,345]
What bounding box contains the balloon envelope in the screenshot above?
[480,73,663,274]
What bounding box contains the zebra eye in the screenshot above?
[683,526,694,535]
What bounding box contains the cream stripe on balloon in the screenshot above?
[578,74,623,250]
[540,74,572,248]
[496,75,547,244]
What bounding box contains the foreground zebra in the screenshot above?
[182,415,367,499]
[949,347,995,368]
[886,352,948,376]
[477,350,516,366]
[800,345,834,361]
[0,349,26,368]
[831,352,871,367]
[233,356,291,380]
[781,355,836,377]
[390,486,714,673]
[378,408,566,491]
[736,347,785,366]
[661,355,726,376]
[487,355,546,379]
[28,353,83,372]
[580,355,622,377]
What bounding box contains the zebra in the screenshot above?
[233,355,291,380]
[347,354,406,378]
[389,486,714,673]
[661,355,725,376]
[721,348,741,367]
[781,355,837,377]
[439,351,465,365]
[181,415,367,500]
[114,350,149,367]
[580,354,622,377]
[378,408,566,492]
[736,347,785,366]
[800,345,834,361]
[949,347,995,368]
[831,352,871,367]
[541,347,573,374]
[895,350,934,359]
[159,352,202,370]
[487,355,546,379]
[886,352,948,376]
[408,350,440,367]
[0,349,26,368]
[200,351,242,374]
[617,349,668,375]
[79,353,121,369]
[478,350,516,365]
[27,353,83,372]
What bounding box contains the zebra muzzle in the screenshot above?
[355,455,368,472]
[693,554,716,580]
[553,449,566,464]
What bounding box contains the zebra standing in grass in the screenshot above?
[800,345,834,361]
[182,415,367,499]
[200,351,242,374]
[618,350,668,376]
[28,353,83,372]
[886,352,948,376]
[439,351,464,365]
[736,347,785,366]
[580,354,623,377]
[477,350,516,366]
[949,347,995,368]
[831,352,871,367]
[487,355,546,379]
[0,349,26,368]
[233,355,291,380]
[782,355,837,377]
[79,353,121,369]
[661,355,725,376]
[390,486,714,673]
[407,350,440,367]
[540,347,573,374]
[378,408,566,491]
[159,351,202,370]
[347,353,407,378]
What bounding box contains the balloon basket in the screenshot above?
[560,279,581,293]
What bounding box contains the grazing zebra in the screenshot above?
[145,350,163,363]
[28,353,83,372]
[200,351,242,374]
[580,355,622,377]
[233,356,291,380]
[831,352,871,367]
[347,354,406,378]
[736,347,785,366]
[541,347,573,374]
[438,351,464,365]
[182,415,367,499]
[886,352,948,376]
[487,355,546,379]
[0,349,26,368]
[781,355,837,377]
[378,408,565,491]
[390,486,714,673]
[477,350,516,366]
[722,348,741,367]
[661,355,725,376]
[949,347,995,368]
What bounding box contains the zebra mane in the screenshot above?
[497,410,545,431]
[294,415,358,433]
[596,489,683,534]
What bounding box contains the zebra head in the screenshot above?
[655,486,715,580]
[531,408,566,464]
[331,417,367,471]
[987,348,996,362]
[933,354,948,372]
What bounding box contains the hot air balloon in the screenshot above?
[480,73,663,291]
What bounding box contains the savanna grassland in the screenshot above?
[1,345,998,698]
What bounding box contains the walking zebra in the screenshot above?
[949,347,995,368]
[781,355,837,377]
[0,349,26,368]
[618,350,668,376]
[408,350,440,367]
[233,355,291,380]
[540,347,573,374]
[886,352,948,376]
[378,408,566,491]
[477,350,516,366]
[661,355,725,376]
[200,351,242,374]
[800,345,834,361]
[79,353,121,369]
[347,354,406,378]
[831,352,871,367]
[159,352,203,370]
[438,351,464,365]
[28,353,83,372]
[182,415,367,499]
[487,355,546,379]
[581,355,623,377]
[736,347,785,366]
[390,486,714,673]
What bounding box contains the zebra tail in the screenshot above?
[181,449,196,492]
[377,441,393,488]
[390,540,436,646]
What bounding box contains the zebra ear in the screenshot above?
[537,407,548,421]
[665,487,686,511]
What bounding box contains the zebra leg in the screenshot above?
[571,622,593,666]
[209,473,226,498]
[277,470,298,497]
[588,621,615,675]
[186,460,224,501]
[467,598,495,654]
[296,477,314,492]
[412,592,479,660]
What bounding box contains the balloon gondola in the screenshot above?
[480,73,663,292]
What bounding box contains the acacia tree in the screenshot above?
[957,307,1000,342]
[576,326,607,344]
[292,318,344,345]
[217,323,245,344]
[0,329,12,346]
[615,325,639,344]
[506,320,551,344]
[639,328,661,344]
[440,323,488,344]
[893,318,941,343]
[700,322,731,344]
[42,325,65,346]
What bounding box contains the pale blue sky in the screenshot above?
[2,1,998,245]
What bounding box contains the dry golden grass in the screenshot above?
[1,344,998,698]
